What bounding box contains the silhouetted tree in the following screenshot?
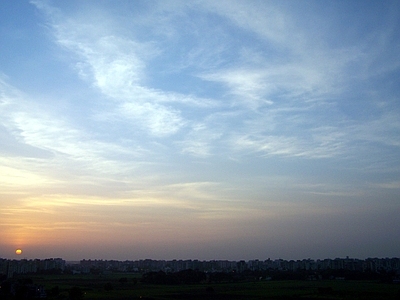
[119,277,128,285]
[89,267,102,275]
[176,269,206,284]
[50,286,60,297]
[104,282,113,291]
[14,284,29,300]
[68,286,84,299]
[0,280,11,297]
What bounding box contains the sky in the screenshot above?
[1,0,400,261]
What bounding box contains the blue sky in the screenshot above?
[1,0,399,260]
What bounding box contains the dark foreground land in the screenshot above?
[2,273,400,300]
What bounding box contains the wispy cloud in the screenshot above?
[32,1,222,138]
[0,78,146,188]
[373,181,400,189]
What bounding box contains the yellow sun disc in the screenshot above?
[15,249,22,255]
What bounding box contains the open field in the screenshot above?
[10,273,400,299]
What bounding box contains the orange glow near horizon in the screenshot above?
[15,248,22,255]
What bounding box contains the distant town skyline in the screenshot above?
[1,1,400,261]
[2,256,400,277]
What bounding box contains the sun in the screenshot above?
[15,249,22,255]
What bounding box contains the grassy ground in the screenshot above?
[13,273,400,299]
